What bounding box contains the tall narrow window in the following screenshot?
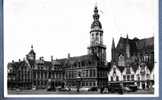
[111,76,113,81]
[131,75,134,81]
[116,76,119,81]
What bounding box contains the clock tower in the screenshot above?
[26,45,36,68]
[88,6,106,63]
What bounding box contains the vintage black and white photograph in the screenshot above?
[4,0,158,97]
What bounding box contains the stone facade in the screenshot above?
[7,6,109,90]
[7,6,154,91]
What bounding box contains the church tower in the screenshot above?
[26,45,36,68]
[126,34,130,59]
[111,38,116,62]
[88,6,106,63]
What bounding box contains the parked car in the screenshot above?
[123,86,132,93]
[108,84,123,94]
[70,87,77,91]
[47,86,56,91]
[128,85,138,92]
[88,87,98,91]
[57,86,70,92]
[80,87,90,91]
[65,87,71,91]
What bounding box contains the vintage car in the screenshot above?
[108,84,123,94]
[88,87,98,91]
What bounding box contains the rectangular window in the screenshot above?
[123,75,126,81]
[116,76,119,81]
[86,82,88,86]
[127,75,130,81]
[89,82,92,86]
[93,82,96,86]
[86,70,88,77]
[82,82,85,86]
[146,74,150,79]
[111,76,113,81]
[93,69,96,77]
[131,75,134,81]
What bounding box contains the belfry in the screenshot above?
[88,6,106,63]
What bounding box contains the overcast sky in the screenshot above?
[4,0,157,64]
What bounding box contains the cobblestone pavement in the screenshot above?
[8,89,154,95]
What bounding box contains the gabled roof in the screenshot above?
[8,60,31,70]
[115,36,154,55]
[146,62,154,72]
[130,63,139,72]
[117,66,125,73]
[136,37,154,50]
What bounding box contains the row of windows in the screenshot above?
[111,76,119,81]
[66,69,96,79]
[17,79,32,82]
[34,65,48,70]
[18,72,32,81]
[117,54,154,66]
[110,75,135,81]
[136,74,150,80]
[81,81,97,86]
[68,81,97,87]
[98,71,107,77]
[49,73,64,79]
[33,72,48,79]
[33,80,47,86]
[19,67,30,71]
[69,61,96,68]
[123,75,134,81]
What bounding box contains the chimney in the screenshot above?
[19,59,21,62]
[12,60,14,63]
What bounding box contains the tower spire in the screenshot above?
[111,38,116,62]
[91,6,102,29]
[126,34,130,58]
[112,38,115,49]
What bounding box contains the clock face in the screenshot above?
[95,39,100,44]
[95,22,98,26]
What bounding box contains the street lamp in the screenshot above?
[76,71,81,93]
